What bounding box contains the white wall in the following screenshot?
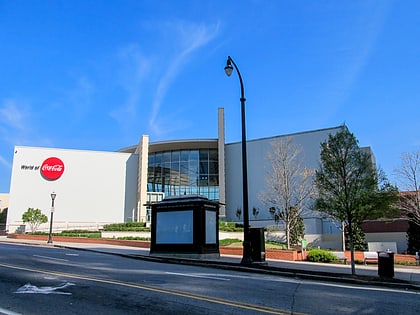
[7,146,138,232]
[224,127,349,249]
[225,127,342,225]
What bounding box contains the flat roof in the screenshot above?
[118,139,218,154]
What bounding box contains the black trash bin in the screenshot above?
[250,228,265,262]
[377,251,394,278]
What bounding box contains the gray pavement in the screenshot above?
[1,236,419,290]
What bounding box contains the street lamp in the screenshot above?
[47,192,56,244]
[224,56,252,264]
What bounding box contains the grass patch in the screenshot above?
[265,240,287,250]
[219,238,242,246]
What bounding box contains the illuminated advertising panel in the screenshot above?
[156,210,193,244]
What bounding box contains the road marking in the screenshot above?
[0,306,22,315]
[0,262,304,315]
[33,255,69,262]
[165,271,231,281]
[15,282,75,295]
[65,253,79,256]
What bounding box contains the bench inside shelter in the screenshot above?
[363,251,378,265]
[332,251,347,264]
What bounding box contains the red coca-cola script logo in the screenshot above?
[40,157,65,180]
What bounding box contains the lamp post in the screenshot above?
[47,192,56,244]
[224,56,252,264]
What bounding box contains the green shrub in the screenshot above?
[219,221,244,232]
[103,222,149,232]
[307,249,337,263]
[22,208,48,233]
[395,261,416,266]
[59,230,101,238]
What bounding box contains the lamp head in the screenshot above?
[224,58,233,77]
[51,192,56,200]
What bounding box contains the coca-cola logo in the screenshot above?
[40,157,65,181]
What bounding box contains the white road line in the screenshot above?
[33,255,68,262]
[165,272,231,281]
[0,306,22,315]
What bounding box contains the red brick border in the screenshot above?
[6,234,417,264]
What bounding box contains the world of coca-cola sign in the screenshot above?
[40,157,65,181]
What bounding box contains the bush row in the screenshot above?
[219,221,244,232]
[102,222,148,231]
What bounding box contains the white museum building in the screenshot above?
[6,108,365,249]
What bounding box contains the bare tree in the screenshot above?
[394,150,420,226]
[259,137,315,249]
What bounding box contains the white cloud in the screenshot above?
[110,44,152,127]
[108,20,220,137]
[148,21,220,136]
[0,155,12,169]
[0,99,28,131]
[0,99,53,147]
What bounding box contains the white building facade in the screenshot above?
[7,146,138,232]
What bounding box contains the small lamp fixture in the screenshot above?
[224,58,233,77]
[51,192,56,201]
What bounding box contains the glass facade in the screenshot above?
[147,149,219,201]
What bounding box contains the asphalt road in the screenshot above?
[0,243,419,315]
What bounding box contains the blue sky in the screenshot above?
[1,0,419,193]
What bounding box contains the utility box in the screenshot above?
[150,195,220,259]
[250,227,266,262]
[378,251,394,278]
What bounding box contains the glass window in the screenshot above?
[162,152,171,163]
[147,147,219,201]
[180,150,189,161]
[154,153,162,165]
[199,149,208,161]
[171,151,180,162]
[189,150,199,161]
[209,149,218,161]
[209,162,218,174]
[171,161,180,173]
[209,175,218,186]
[180,161,189,174]
[199,161,208,174]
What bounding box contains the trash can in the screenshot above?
[377,251,394,278]
[250,227,265,262]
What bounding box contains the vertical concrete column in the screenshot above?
[135,135,149,223]
[218,108,226,217]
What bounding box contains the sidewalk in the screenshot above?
[1,236,419,290]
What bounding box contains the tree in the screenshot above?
[407,219,420,255]
[289,206,305,246]
[22,208,48,233]
[0,207,7,224]
[394,150,420,226]
[345,224,367,251]
[314,127,398,275]
[259,137,314,249]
